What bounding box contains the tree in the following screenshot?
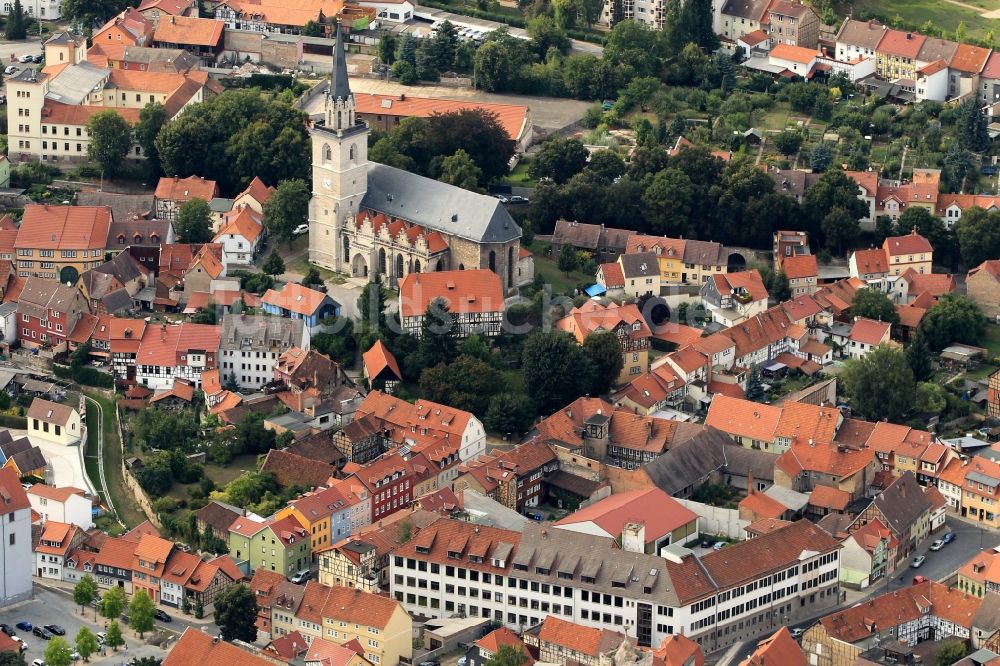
[130,659,163,666]
[557,245,579,274]
[101,586,127,621]
[43,637,73,666]
[0,653,26,666]
[135,102,168,179]
[175,198,213,243]
[419,355,503,415]
[745,366,765,401]
[915,382,947,414]
[522,330,594,414]
[484,392,535,435]
[582,331,625,396]
[851,288,899,324]
[936,639,967,666]
[821,207,859,255]
[303,266,322,286]
[439,149,484,191]
[263,252,285,276]
[263,179,309,246]
[73,575,98,616]
[956,95,989,152]
[955,207,1000,268]
[527,15,570,55]
[75,627,99,663]
[529,138,588,184]
[415,299,459,370]
[920,294,987,350]
[773,130,803,156]
[60,0,126,24]
[214,584,258,643]
[841,345,915,421]
[194,599,204,619]
[474,40,515,92]
[586,151,626,182]
[432,21,459,70]
[905,329,933,382]
[486,644,530,666]
[87,111,133,177]
[104,621,124,651]
[378,33,398,65]
[302,20,322,36]
[810,142,834,172]
[129,589,155,638]
[4,0,26,39]
[643,168,694,236]
[426,109,515,185]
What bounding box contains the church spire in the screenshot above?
[330,21,351,102]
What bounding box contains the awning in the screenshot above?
[585,284,606,297]
[763,362,787,372]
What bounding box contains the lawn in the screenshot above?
[848,0,1000,39]
[164,454,260,503]
[85,392,147,528]
[528,240,595,295]
[506,161,537,187]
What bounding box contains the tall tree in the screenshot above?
[906,329,933,383]
[4,0,26,39]
[484,392,535,435]
[101,586,126,621]
[643,168,694,236]
[426,109,515,185]
[416,299,458,370]
[0,654,25,666]
[841,345,915,422]
[378,33,398,65]
[262,252,285,276]
[129,589,155,638]
[175,198,213,243]
[557,244,579,274]
[522,330,594,414]
[263,178,310,246]
[432,21,458,70]
[582,331,625,396]
[73,575,97,616]
[135,102,167,179]
[954,207,1000,268]
[214,584,259,643]
[851,288,900,324]
[956,96,989,152]
[60,0,126,24]
[920,294,987,350]
[438,149,484,192]
[677,0,720,51]
[87,111,133,177]
[529,137,588,184]
[821,206,859,255]
[104,621,124,651]
[75,627,99,663]
[43,637,73,666]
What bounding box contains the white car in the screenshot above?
[3,65,17,75]
[293,223,309,235]
[911,555,926,568]
[929,540,945,551]
[18,54,32,63]
[713,541,727,551]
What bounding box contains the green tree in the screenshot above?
[175,198,213,243]
[841,345,915,421]
[484,392,535,435]
[101,586,127,621]
[104,621,124,651]
[426,109,514,185]
[956,96,989,152]
[439,149,484,192]
[60,0,126,24]
[557,244,579,274]
[522,330,595,414]
[821,206,859,255]
[419,355,503,415]
[936,639,967,666]
[432,20,459,70]
[529,137,588,184]
[4,0,26,39]
[0,653,26,666]
[643,168,694,236]
[773,130,803,156]
[263,178,309,246]
[955,207,1000,268]
[485,644,529,666]
[906,328,933,382]
[194,599,204,619]
[393,59,417,85]
[474,40,514,92]
[745,366,765,401]
[810,142,834,172]
[87,111,133,177]
[129,659,163,666]
[920,294,987,350]
[73,574,97,615]
[576,0,604,26]
[135,102,168,179]
[582,331,625,396]
[302,20,322,36]
[43,636,73,666]
[851,288,899,324]
[378,33,397,65]
[586,151,626,182]
[263,252,285,276]
[214,584,258,643]
[915,382,947,414]
[416,299,459,370]
[303,266,322,286]
[75,626,99,663]
[129,589,155,638]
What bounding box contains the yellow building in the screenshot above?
[875,29,925,80]
[625,235,686,283]
[14,205,112,282]
[275,485,345,552]
[883,231,933,277]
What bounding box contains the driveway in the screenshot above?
[304,77,592,133]
[7,429,94,493]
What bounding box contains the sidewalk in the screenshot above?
[35,578,217,625]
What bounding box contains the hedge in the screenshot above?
[53,364,115,389]
[0,415,27,429]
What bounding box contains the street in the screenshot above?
[0,584,218,664]
[716,516,1000,665]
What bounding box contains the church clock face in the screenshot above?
[322,177,332,190]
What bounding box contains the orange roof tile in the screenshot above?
[782,254,817,280]
[598,262,625,288]
[740,627,806,666]
[153,15,223,46]
[877,29,925,59]
[951,43,991,73]
[884,231,933,257]
[214,206,263,243]
[354,92,528,142]
[16,205,112,251]
[154,175,218,202]
[362,339,402,382]
[849,317,891,346]
[739,491,787,519]
[852,248,889,274]
[809,484,851,511]
[705,395,781,442]
[237,176,276,206]
[261,282,331,317]
[136,322,221,368]
[165,627,275,666]
[770,43,819,64]
[537,616,626,657]
[398,269,504,318]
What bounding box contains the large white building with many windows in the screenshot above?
[389,518,841,654]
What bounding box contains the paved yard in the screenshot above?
[6,429,94,493]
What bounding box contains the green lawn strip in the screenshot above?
[85,392,146,528]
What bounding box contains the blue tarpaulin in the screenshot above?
[585,284,606,297]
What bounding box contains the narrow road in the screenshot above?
[84,395,124,529]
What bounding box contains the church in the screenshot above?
[308,29,522,293]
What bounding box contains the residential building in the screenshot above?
[214,0,358,36]
[27,398,82,446]
[950,43,992,98]
[350,453,418,523]
[1,0,61,18]
[701,270,769,327]
[131,533,174,602]
[853,472,931,564]
[137,0,198,26]
[625,235,687,284]
[0,468,36,605]
[34,520,85,580]
[165,627,276,666]
[556,300,651,384]
[218,313,308,391]
[957,550,1000,598]
[362,340,402,393]
[27,484,93,529]
[229,513,310,576]
[783,255,818,297]
[553,488,699,552]
[966,260,1000,319]
[389,518,841,653]
[80,251,151,315]
[551,220,635,264]
[452,441,558,511]
[801,581,982,666]
[768,43,821,78]
[135,322,221,389]
[154,176,219,223]
[720,0,771,43]
[398,269,505,338]
[232,176,276,215]
[310,31,522,293]
[524,616,628,666]
[92,536,137,593]
[43,32,87,68]
[883,230,933,276]
[835,18,888,64]
[195,500,244,543]
[262,282,341,332]
[14,205,112,283]
[152,15,224,65]
[960,457,1000,529]
[681,240,728,285]
[875,29,926,80]
[888,269,955,305]
[767,0,819,48]
[275,485,351,553]
[848,248,890,290]
[740,627,807,666]
[845,317,891,360]
[213,207,264,268]
[467,627,534,666]
[17,277,91,351]
[835,517,896,589]
[619,252,660,298]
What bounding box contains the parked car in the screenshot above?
[31,660,44,666]
[912,575,929,585]
[911,555,926,568]
[494,194,509,203]
[699,538,715,548]
[524,511,542,521]
[15,622,31,632]
[790,628,804,639]
[18,54,32,63]
[3,66,16,75]
[713,541,727,551]
[32,627,51,640]
[43,625,65,636]
[30,55,42,63]
[154,609,171,622]
[509,195,529,204]
[942,532,956,544]
[12,636,26,652]
[293,223,309,235]
[0,623,14,636]
[96,632,106,645]
[290,570,311,584]
[929,540,945,551]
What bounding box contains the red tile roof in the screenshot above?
[262,282,331,317]
[852,248,889,274]
[398,269,504,318]
[849,318,891,346]
[782,254,817,280]
[705,395,781,442]
[554,488,696,541]
[951,43,991,73]
[809,484,851,511]
[884,231,932,257]
[537,616,626,657]
[354,92,528,142]
[740,627,807,666]
[16,205,112,251]
[770,43,819,64]
[557,300,652,344]
[214,207,263,244]
[598,262,625,288]
[153,15,223,47]
[362,340,402,382]
[876,29,925,59]
[165,627,275,666]
[155,176,218,202]
[712,269,769,302]
[135,322,220,368]
[475,627,533,664]
[740,490,788,519]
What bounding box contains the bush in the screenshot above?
[53,364,114,388]
[0,415,27,429]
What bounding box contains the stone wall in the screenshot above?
[675,498,747,539]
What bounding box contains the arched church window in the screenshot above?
[349,144,356,161]
[323,144,331,162]
[489,250,496,273]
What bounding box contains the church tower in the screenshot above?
[308,23,369,273]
